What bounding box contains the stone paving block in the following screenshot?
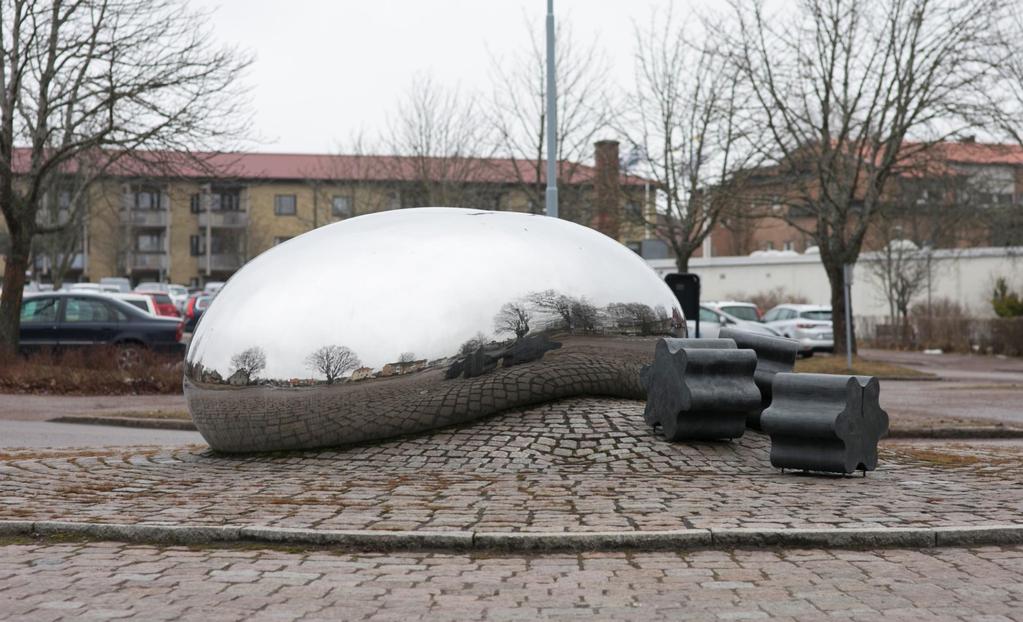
[761,373,890,474]
[643,339,760,440]
[718,328,799,429]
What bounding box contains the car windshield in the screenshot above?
[152,293,173,304]
[722,306,759,322]
[801,310,832,321]
[169,286,187,296]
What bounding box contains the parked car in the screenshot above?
[68,282,104,293]
[137,282,189,312]
[106,292,159,316]
[203,281,226,294]
[99,277,132,293]
[135,291,180,317]
[703,300,762,322]
[183,293,213,332]
[761,304,833,355]
[19,292,184,360]
[687,305,782,338]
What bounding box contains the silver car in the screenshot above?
[687,305,782,339]
[761,304,833,355]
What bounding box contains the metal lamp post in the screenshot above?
[545,0,558,218]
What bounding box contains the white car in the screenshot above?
[703,300,762,323]
[106,292,159,316]
[761,304,833,356]
[687,305,782,339]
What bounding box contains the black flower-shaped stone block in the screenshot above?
[643,338,761,441]
[639,338,736,392]
[761,372,890,474]
[718,328,799,429]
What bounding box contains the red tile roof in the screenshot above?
[13,148,653,187]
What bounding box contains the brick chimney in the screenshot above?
[592,140,621,239]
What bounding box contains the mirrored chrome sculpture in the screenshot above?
[184,207,685,452]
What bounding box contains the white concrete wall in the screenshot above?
[647,247,1023,319]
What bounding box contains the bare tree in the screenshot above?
[494,301,531,339]
[230,346,266,379]
[488,20,612,222]
[0,0,250,353]
[397,352,416,363]
[625,9,756,272]
[305,345,360,384]
[868,164,985,344]
[382,76,496,208]
[725,0,1005,355]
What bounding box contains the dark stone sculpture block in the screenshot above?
[718,328,799,429]
[760,372,889,474]
[643,338,760,440]
[639,338,736,392]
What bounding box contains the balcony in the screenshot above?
[127,253,169,271]
[205,253,244,271]
[122,210,169,227]
[198,211,248,228]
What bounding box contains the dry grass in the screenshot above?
[794,355,933,379]
[0,347,183,395]
[103,410,191,420]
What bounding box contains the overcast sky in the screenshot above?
[192,0,690,154]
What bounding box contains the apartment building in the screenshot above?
[6,140,656,287]
[700,138,1023,258]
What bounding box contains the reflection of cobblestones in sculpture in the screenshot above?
[188,340,651,453]
[761,373,890,474]
[642,338,760,441]
[718,328,799,429]
[184,208,683,452]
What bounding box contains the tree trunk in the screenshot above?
[675,251,690,274]
[824,260,856,358]
[0,230,31,355]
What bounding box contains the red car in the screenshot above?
[135,291,180,317]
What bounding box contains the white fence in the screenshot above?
[647,247,1022,320]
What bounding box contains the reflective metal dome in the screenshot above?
[184,208,685,452]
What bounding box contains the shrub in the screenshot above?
[992,277,1023,318]
[0,346,183,395]
[908,298,972,352]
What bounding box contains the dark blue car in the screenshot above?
[19,292,185,362]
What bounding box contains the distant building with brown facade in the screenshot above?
[701,138,1023,258]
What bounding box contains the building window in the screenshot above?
[625,202,642,221]
[190,193,201,214]
[386,191,400,210]
[331,195,353,218]
[134,186,162,210]
[136,233,163,252]
[274,194,297,216]
[190,235,205,256]
[764,241,775,251]
[211,188,241,211]
[783,241,794,252]
[273,236,292,246]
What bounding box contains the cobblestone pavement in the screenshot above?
[1,541,1022,621]
[2,399,1022,533]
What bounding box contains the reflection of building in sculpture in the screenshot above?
[350,367,374,381]
[381,359,428,377]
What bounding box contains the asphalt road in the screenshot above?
[862,348,1023,426]
[0,420,204,448]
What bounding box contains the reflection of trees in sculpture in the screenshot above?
[230,347,266,379]
[459,332,489,355]
[494,302,531,339]
[398,352,416,363]
[305,345,361,384]
[607,302,664,335]
[526,290,600,333]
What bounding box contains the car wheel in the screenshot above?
[117,344,144,370]
[799,350,814,359]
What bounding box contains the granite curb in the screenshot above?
[47,415,197,431]
[4,520,1023,551]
